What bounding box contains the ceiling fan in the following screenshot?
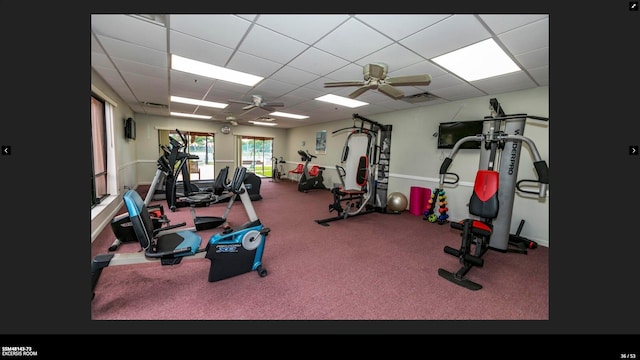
[211,112,240,126]
[228,94,284,112]
[324,63,432,100]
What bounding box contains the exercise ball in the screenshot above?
[387,192,408,212]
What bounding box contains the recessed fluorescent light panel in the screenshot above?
[248,121,278,126]
[170,96,228,109]
[170,112,212,120]
[431,38,521,82]
[171,54,263,87]
[270,111,309,120]
[315,94,368,108]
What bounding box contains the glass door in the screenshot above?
[241,136,273,177]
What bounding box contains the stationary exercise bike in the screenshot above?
[270,156,286,183]
[91,166,270,300]
[296,149,327,192]
[108,149,172,251]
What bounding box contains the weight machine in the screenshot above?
[437,98,549,290]
[315,113,393,226]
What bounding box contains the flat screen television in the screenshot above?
[437,120,484,149]
[124,117,136,140]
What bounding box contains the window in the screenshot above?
[162,130,215,181]
[91,96,109,208]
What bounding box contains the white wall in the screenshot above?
[286,86,550,246]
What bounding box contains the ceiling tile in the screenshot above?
[357,43,427,70]
[314,18,394,62]
[92,14,167,52]
[355,14,450,40]
[256,14,349,45]
[111,57,166,79]
[387,60,447,79]
[226,50,284,78]
[430,82,486,101]
[96,35,167,68]
[238,25,309,64]
[528,66,549,86]
[472,71,537,95]
[426,73,466,91]
[124,71,169,104]
[498,17,549,55]
[169,14,252,49]
[400,14,491,60]
[515,47,549,71]
[269,66,321,86]
[169,31,235,67]
[169,70,217,99]
[479,14,548,35]
[288,47,351,76]
[251,78,299,99]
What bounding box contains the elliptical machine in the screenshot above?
[297,149,327,192]
[164,129,215,211]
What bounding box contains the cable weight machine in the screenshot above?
[437,98,549,289]
[315,113,394,226]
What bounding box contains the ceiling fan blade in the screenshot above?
[378,84,405,99]
[324,81,366,88]
[228,99,252,105]
[348,86,370,99]
[385,74,432,86]
[242,104,257,110]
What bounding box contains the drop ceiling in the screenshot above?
[91,14,548,129]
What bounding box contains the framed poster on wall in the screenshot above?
[315,130,327,154]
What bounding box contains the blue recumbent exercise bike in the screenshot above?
[91,166,270,300]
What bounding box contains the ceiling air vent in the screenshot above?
[401,91,440,104]
[140,101,168,109]
[256,116,276,122]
